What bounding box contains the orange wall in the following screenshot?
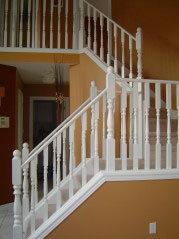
[23,84,69,143]
[47,179,179,239]
[112,0,179,81]
[0,64,23,205]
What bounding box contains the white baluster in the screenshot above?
[166,84,172,169]
[107,19,111,66]
[12,150,23,239]
[63,130,67,178]
[3,0,9,47]
[136,27,143,79]
[56,134,61,209]
[43,147,48,221]
[22,143,29,233]
[72,0,78,49]
[79,0,84,49]
[93,9,97,54]
[57,0,61,48]
[27,0,32,48]
[129,93,133,159]
[177,85,179,168]
[144,82,150,170]
[133,82,139,170]
[69,123,75,198]
[90,81,97,159]
[102,93,107,160]
[42,0,46,48]
[11,0,17,47]
[87,5,91,49]
[94,98,99,174]
[106,67,116,171]
[50,0,54,48]
[30,160,36,233]
[121,87,127,170]
[155,83,161,170]
[121,30,125,78]
[100,13,104,61]
[81,112,87,186]
[53,139,57,187]
[34,155,38,205]
[114,25,118,74]
[129,36,133,78]
[65,0,69,49]
[31,0,35,48]
[19,0,24,47]
[34,0,39,48]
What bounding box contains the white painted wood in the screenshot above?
[42,0,46,48]
[121,30,125,78]
[81,112,87,186]
[114,25,118,74]
[129,36,133,78]
[11,0,17,47]
[19,0,24,47]
[106,67,115,171]
[121,87,127,170]
[34,0,39,48]
[62,130,67,178]
[50,0,54,48]
[53,139,57,187]
[22,143,29,234]
[34,155,38,205]
[87,5,91,49]
[100,13,104,61]
[27,0,32,48]
[43,147,48,221]
[30,159,36,233]
[90,81,97,159]
[0,1,5,47]
[65,0,69,49]
[144,83,150,170]
[79,0,84,49]
[56,134,62,209]
[57,0,61,49]
[94,99,99,174]
[69,124,75,198]
[102,93,107,160]
[4,0,9,47]
[72,0,78,49]
[177,85,179,169]
[107,19,111,66]
[136,27,142,79]
[12,150,23,239]
[93,9,97,54]
[31,0,35,48]
[133,82,138,170]
[129,92,133,159]
[166,84,172,169]
[155,83,161,170]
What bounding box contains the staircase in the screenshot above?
[3,0,178,238]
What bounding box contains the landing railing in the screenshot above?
[0,0,142,79]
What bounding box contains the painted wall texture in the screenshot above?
[47,179,179,239]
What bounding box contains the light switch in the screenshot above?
[149,222,156,234]
[0,117,10,128]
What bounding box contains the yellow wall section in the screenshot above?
[47,179,179,239]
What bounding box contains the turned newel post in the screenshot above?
[12,150,23,239]
[106,66,116,171]
[22,143,29,232]
[136,27,143,79]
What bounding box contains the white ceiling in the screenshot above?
[0,62,69,84]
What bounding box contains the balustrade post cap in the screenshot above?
[23,143,29,148]
[107,66,113,74]
[91,81,95,87]
[137,27,142,33]
[13,150,21,157]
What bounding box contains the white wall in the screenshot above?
[87,0,111,17]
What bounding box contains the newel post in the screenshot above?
[12,150,23,239]
[79,0,84,49]
[106,66,116,171]
[136,27,143,79]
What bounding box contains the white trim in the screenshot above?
[18,89,23,150]
[28,169,179,239]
